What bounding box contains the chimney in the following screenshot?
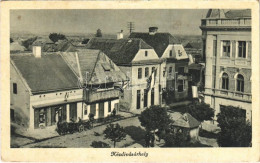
[117,30,124,39]
[149,27,158,35]
[33,46,42,58]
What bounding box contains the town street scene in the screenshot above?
[10,9,252,148]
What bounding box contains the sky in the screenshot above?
[11,9,208,36]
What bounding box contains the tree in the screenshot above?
[138,105,172,132]
[95,29,102,37]
[186,102,214,122]
[164,132,187,147]
[216,106,251,147]
[49,33,67,43]
[81,38,90,44]
[22,37,37,49]
[103,123,126,148]
[10,38,14,43]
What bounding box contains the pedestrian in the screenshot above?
[150,133,155,147]
[145,132,150,148]
[112,108,116,117]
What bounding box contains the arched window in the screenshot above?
[221,73,229,90]
[237,74,244,92]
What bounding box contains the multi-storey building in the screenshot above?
[200,9,252,120]
[86,37,161,111]
[129,27,190,104]
[10,46,127,130]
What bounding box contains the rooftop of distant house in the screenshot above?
[205,9,251,19]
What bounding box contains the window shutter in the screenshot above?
[232,41,236,58]
[248,41,251,59]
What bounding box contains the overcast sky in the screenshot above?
[11,9,208,35]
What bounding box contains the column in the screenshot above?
[77,102,83,121]
[66,104,70,122]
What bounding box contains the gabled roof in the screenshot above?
[171,113,201,128]
[184,42,202,49]
[61,49,128,85]
[129,32,179,57]
[11,53,79,94]
[86,38,153,65]
[32,37,54,45]
[10,42,26,52]
[206,9,251,19]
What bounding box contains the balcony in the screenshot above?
[204,88,252,102]
[200,18,251,30]
[84,89,120,103]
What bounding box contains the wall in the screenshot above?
[10,63,31,128]
[132,49,159,62]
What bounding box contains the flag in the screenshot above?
[147,68,157,91]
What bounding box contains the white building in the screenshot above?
[200,9,252,120]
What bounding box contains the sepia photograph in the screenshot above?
[9,8,253,148]
[1,1,259,162]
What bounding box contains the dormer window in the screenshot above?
[145,51,148,57]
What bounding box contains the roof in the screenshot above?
[188,63,204,70]
[171,113,201,128]
[10,42,26,51]
[11,53,79,94]
[129,32,179,57]
[32,37,54,45]
[86,38,153,65]
[206,9,251,19]
[61,49,128,85]
[184,42,202,49]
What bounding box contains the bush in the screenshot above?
[91,141,110,148]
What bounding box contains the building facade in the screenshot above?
[86,38,161,111]
[129,27,190,104]
[10,47,127,130]
[200,9,252,120]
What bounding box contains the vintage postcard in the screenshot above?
[1,0,259,162]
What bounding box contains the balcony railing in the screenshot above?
[204,88,252,102]
[201,18,251,27]
[84,89,120,103]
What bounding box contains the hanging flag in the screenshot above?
[147,68,157,91]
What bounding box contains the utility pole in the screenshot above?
[127,22,135,34]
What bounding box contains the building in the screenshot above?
[200,9,252,120]
[10,47,127,130]
[184,42,203,63]
[86,37,161,111]
[129,27,190,104]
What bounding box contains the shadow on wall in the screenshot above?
[119,101,131,112]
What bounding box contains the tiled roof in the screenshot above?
[171,113,201,128]
[61,49,128,85]
[86,38,153,65]
[11,53,79,94]
[129,32,179,57]
[206,9,251,19]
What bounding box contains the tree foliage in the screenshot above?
[217,106,251,147]
[10,38,14,43]
[49,33,67,43]
[164,132,187,147]
[82,38,90,44]
[91,141,110,148]
[22,37,37,49]
[186,102,214,122]
[95,29,102,37]
[103,123,126,148]
[138,105,172,132]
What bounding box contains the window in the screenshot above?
[11,109,15,121]
[84,105,88,115]
[163,67,166,77]
[237,74,244,92]
[144,89,148,108]
[108,101,112,112]
[169,50,173,57]
[238,41,246,58]
[178,80,185,92]
[145,51,148,57]
[145,67,149,77]
[222,41,230,57]
[178,67,185,75]
[13,83,17,94]
[221,73,229,90]
[169,67,172,76]
[213,40,217,57]
[138,68,142,79]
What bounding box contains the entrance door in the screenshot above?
[144,89,148,108]
[137,90,141,109]
[98,102,104,118]
[151,88,154,106]
[69,103,77,122]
